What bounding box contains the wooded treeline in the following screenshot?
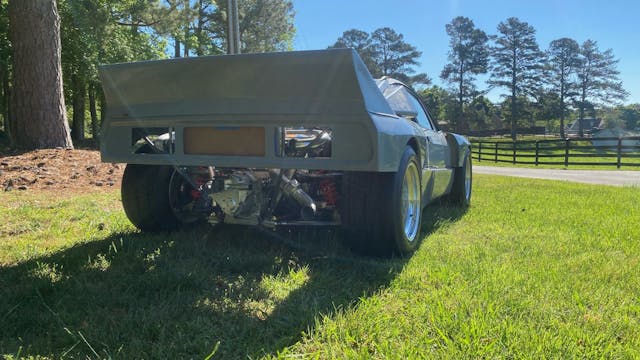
[0,4,636,149]
[332,17,634,139]
[0,0,294,149]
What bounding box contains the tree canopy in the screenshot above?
[489,17,545,139]
[441,16,489,131]
[330,27,430,86]
[1,0,295,148]
[575,40,627,136]
[546,37,581,138]
[1,7,635,148]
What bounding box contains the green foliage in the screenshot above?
[490,17,545,138]
[156,0,296,56]
[57,0,168,141]
[601,104,640,130]
[466,96,500,130]
[575,40,628,135]
[619,105,640,129]
[237,0,295,53]
[546,37,581,137]
[330,27,430,87]
[417,85,456,125]
[330,29,377,73]
[441,16,489,131]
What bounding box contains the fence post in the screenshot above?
[494,142,498,163]
[617,137,622,169]
[478,142,482,162]
[535,140,539,166]
[564,138,570,168]
[512,141,516,164]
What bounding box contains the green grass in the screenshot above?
[1,177,639,358]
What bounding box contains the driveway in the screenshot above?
[474,166,640,187]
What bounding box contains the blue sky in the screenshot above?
[291,0,640,104]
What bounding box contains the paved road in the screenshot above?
[474,166,640,187]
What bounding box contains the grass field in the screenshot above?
[1,175,639,358]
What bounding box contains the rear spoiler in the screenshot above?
[99,49,399,171]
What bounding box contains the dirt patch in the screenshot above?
[0,148,123,194]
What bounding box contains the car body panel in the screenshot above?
[99,49,470,204]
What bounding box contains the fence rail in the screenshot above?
[471,136,640,168]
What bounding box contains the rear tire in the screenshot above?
[341,147,422,257]
[121,164,203,232]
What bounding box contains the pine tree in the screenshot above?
[546,38,580,138]
[489,17,544,139]
[575,40,627,136]
[8,0,73,149]
[441,16,489,132]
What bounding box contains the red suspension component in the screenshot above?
[319,178,338,207]
[190,166,213,199]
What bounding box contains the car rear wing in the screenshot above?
[99,49,415,171]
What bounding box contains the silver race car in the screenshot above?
[99,49,472,256]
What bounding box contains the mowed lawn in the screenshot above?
[1,174,639,358]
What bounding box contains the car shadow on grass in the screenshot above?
[0,202,467,359]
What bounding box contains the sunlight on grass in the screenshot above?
[261,266,310,301]
[275,175,640,358]
[1,178,639,358]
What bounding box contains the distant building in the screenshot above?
[565,118,604,137]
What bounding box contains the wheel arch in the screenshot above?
[406,137,422,170]
[445,133,471,168]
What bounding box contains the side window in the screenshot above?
[406,92,434,130]
[381,82,435,131]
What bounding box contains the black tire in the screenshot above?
[341,147,422,257]
[121,164,203,232]
[448,150,472,206]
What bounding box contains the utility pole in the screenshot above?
[227,0,240,54]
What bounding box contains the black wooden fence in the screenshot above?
[471,137,640,168]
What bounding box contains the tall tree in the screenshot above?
[329,29,377,74]
[59,0,167,142]
[575,40,627,136]
[440,16,489,132]
[8,0,73,149]
[370,27,429,85]
[330,28,429,86]
[207,0,295,54]
[0,0,11,136]
[546,38,580,138]
[489,17,544,139]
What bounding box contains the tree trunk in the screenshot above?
[5,74,14,143]
[89,83,99,144]
[99,87,105,127]
[559,92,565,139]
[0,67,6,134]
[174,37,181,58]
[196,0,205,56]
[71,73,85,142]
[559,66,566,139]
[183,27,190,57]
[579,86,586,138]
[8,0,73,149]
[458,69,464,133]
[511,48,517,140]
